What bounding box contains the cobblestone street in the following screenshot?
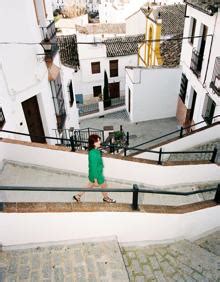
[121,231,220,282]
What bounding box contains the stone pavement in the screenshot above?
[121,231,220,282]
[0,232,219,281]
[80,110,179,148]
[1,161,218,206]
[0,240,129,282]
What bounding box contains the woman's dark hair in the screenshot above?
[88,134,101,151]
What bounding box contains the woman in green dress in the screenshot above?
[73,134,116,203]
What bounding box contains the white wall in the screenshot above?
[125,66,182,123]
[0,0,79,142]
[0,0,42,43]
[60,65,80,129]
[126,10,146,35]
[1,141,220,187]
[0,207,220,247]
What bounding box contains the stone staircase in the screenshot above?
[167,139,220,163]
[0,161,219,206]
[121,231,220,281]
[0,239,129,282]
[0,231,219,281]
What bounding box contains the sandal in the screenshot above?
[103,197,116,203]
[73,195,81,202]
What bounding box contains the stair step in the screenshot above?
[195,230,220,256]
[0,161,219,206]
[122,238,220,281]
[0,239,129,281]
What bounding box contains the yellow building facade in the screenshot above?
[138,8,163,67]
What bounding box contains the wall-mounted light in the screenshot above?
[41,38,52,52]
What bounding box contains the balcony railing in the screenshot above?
[41,20,56,40]
[190,48,203,77]
[41,21,59,60]
[78,102,99,117]
[104,96,125,110]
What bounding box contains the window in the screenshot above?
[91,62,100,74]
[202,95,216,125]
[68,80,74,107]
[179,73,188,103]
[93,86,102,97]
[0,107,5,129]
[109,60,118,77]
[189,17,196,45]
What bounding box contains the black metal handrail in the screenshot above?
[0,184,219,211]
[132,114,220,149]
[1,128,217,164]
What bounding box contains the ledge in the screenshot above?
[1,200,217,214]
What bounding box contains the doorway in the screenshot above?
[22,96,46,143]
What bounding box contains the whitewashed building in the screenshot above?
[70,33,144,106]
[176,0,220,129]
[99,0,146,24]
[0,0,79,144]
[125,4,185,123]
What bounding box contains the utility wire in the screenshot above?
[0,34,213,46]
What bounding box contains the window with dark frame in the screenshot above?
[93,85,102,97]
[202,95,216,125]
[68,80,74,107]
[91,62,100,74]
[0,107,5,129]
[109,60,118,77]
[189,17,196,45]
[179,73,188,103]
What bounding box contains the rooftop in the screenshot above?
[104,34,145,57]
[141,4,185,36]
[160,36,182,67]
[185,0,220,15]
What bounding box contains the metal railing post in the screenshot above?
[124,147,127,157]
[180,127,184,138]
[132,184,139,210]
[126,132,129,146]
[70,136,75,152]
[211,147,217,163]
[158,148,162,165]
[214,184,220,204]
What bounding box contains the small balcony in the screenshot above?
[190,48,203,77]
[41,21,59,61]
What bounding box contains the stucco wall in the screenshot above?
[125,66,182,123]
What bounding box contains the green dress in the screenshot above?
[88,148,105,185]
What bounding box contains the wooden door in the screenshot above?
[109,82,120,98]
[22,96,46,143]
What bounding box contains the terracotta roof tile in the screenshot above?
[104,34,145,57]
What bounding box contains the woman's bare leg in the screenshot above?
[74,181,94,201]
[100,182,108,198]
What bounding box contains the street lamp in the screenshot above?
[40,38,52,52]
